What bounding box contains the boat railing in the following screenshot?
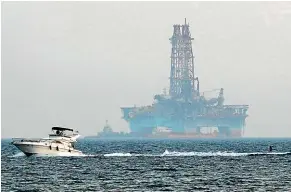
[12,138,52,142]
[11,138,73,143]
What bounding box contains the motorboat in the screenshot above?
[11,127,83,156]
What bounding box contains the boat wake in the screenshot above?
[103,150,291,157]
[104,153,132,157]
[12,152,26,157]
[10,150,291,158]
[161,150,291,157]
[10,152,86,157]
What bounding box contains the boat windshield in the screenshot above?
[50,127,75,137]
[52,127,73,132]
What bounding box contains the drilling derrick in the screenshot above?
[170,19,198,100]
[121,19,249,138]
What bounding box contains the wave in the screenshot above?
[11,152,25,157]
[34,153,87,157]
[103,150,291,157]
[10,150,291,158]
[104,153,132,157]
[162,150,291,156]
[10,152,87,158]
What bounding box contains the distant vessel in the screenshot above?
[11,127,83,156]
[85,120,136,139]
[85,121,222,139]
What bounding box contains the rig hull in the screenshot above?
[122,109,247,138]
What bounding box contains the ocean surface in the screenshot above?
[1,138,291,191]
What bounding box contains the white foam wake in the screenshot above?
[12,152,25,157]
[161,150,247,156]
[34,152,87,157]
[161,150,291,156]
[104,153,132,157]
[10,152,86,157]
[103,150,291,157]
[10,150,291,158]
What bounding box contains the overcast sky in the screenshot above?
[2,1,291,138]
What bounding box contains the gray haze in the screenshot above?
[2,1,291,138]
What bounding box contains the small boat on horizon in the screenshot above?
[11,127,83,157]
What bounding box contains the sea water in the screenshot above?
[1,138,291,191]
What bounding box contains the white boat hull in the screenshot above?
[12,141,83,157]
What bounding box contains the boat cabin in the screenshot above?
[49,127,75,138]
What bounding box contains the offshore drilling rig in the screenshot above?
[121,19,249,138]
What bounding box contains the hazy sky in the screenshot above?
[2,1,291,138]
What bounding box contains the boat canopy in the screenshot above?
[52,127,73,132]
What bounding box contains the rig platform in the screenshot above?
[121,19,249,138]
